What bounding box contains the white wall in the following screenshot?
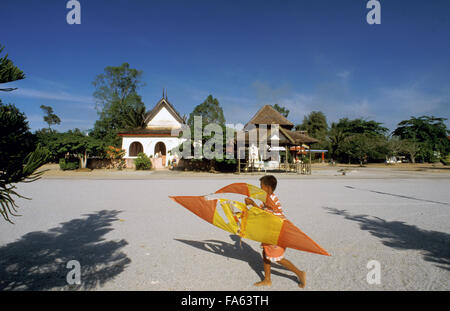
[146,107,182,129]
[122,136,186,166]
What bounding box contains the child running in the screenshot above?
[244,175,306,288]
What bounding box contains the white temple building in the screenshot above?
[119,92,186,169]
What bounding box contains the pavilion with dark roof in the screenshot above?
[237,105,319,174]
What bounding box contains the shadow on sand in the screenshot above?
[175,234,299,284]
[344,186,450,206]
[323,207,450,271]
[0,210,131,290]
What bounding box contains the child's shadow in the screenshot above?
[174,235,298,283]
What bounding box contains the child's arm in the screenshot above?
[244,197,258,208]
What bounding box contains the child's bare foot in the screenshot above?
[254,279,272,287]
[297,271,306,288]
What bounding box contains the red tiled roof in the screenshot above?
[118,128,180,136]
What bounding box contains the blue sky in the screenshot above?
[1,0,449,133]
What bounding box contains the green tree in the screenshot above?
[0,102,49,223]
[187,95,225,127]
[51,129,105,169]
[386,135,422,163]
[400,138,422,164]
[123,104,146,129]
[91,63,146,146]
[172,123,236,172]
[272,103,290,118]
[296,111,329,152]
[338,133,387,166]
[332,118,388,136]
[386,136,404,159]
[0,45,48,223]
[185,95,226,170]
[328,124,346,161]
[392,116,449,162]
[329,118,389,163]
[36,129,107,166]
[296,111,328,137]
[40,105,61,130]
[35,129,61,162]
[0,44,25,91]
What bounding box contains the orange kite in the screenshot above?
[170,183,330,256]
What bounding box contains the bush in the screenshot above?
[134,152,152,170]
[441,155,450,166]
[59,158,79,170]
[105,145,126,170]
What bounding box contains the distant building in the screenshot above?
[239,105,318,172]
[118,92,186,169]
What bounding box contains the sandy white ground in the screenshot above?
[0,169,449,291]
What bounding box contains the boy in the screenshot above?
[244,175,306,288]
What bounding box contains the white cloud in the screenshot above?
[337,70,350,80]
[29,76,70,90]
[371,86,450,130]
[146,79,450,132]
[12,88,95,106]
[380,87,447,115]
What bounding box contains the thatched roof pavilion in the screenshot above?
[238,105,318,146]
[236,105,319,174]
[245,104,294,129]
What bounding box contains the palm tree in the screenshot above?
[0,44,49,223]
[0,44,25,91]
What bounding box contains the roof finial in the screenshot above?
[162,88,165,99]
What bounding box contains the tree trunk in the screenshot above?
[209,159,216,173]
[79,151,88,169]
